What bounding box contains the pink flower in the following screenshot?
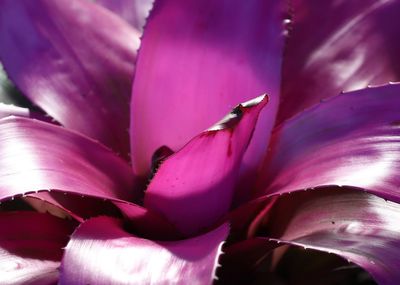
[0,0,399,284]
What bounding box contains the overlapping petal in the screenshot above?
[257,188,400,285]
[145,95,268,235]
[60,216,227,285]
[0,211,74,285]
[278,0,400,123]
[94,0,153,31]
[0,0,139,156]
[257,84,400,202]
[130,0,285,179]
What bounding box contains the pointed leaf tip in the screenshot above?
[208,94,268,131]
[130,0,285,176]
[145,95,268,236]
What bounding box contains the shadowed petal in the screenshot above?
[145,95,268,235]
[278,0,400,123]
[0,0,139,157]
[257,84,400,202]
[0,211,74,285]
[0,63,34,107]
[130,0,285,179]
[94,0,153,31]
[0,102,54,123]
[257,188,400,285]
[60,216,228,285]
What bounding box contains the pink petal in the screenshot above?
[145,95,268,235]
[59,216,228,285]
[256,84,400,202]
[0,0,139,156]
[94,0,153,31]
[0,211,74,285]
[257,188,400,285]
[0,117,135,202]
[130,0,285,178]
[0,117,179,238]
[278,0,400,123]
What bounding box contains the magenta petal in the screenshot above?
[94,0,153,31]
[59,217,228,285]
[0,0,139,156]
[0,117,177,238]
[145,95,268,235]
[130,0,285,176]
[0,117,135,202]
[257,84,400,202]
[0,211,74,285]
[278,0,400,123]
[260,189,400,285]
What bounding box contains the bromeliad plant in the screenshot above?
[0,0,400,284]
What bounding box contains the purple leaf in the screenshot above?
[130,0,285,180]
[278,0,400,124]
[256,84,400,203]
[59,216,228,285]
[145,95,268,236]
[93,0,153,31]
[0,0,139,157]
[0,211,74,285]
[257,188,400,285]
[0,117,180,238]
[0,117,135,201]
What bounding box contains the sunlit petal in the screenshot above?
[278,0,400,123]
[0,0,139,156]
[145,95,268,235]
[257,84,400,202]
[130,0,285,182]
[60,217,228,285]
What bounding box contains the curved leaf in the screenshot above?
[0,116,135,201]
[130,0,285,179]
[0,117,179,238]
[257,188,400,285]
[60,216,228,285]
[256,84,400,202]
[145,95,268,236]
[278,0,400,123]
[0,0,139,156]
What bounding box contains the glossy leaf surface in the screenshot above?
[60,217,228,285]
[0,0,139,156]
[130,0,285,178]
[145,95,268,235]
